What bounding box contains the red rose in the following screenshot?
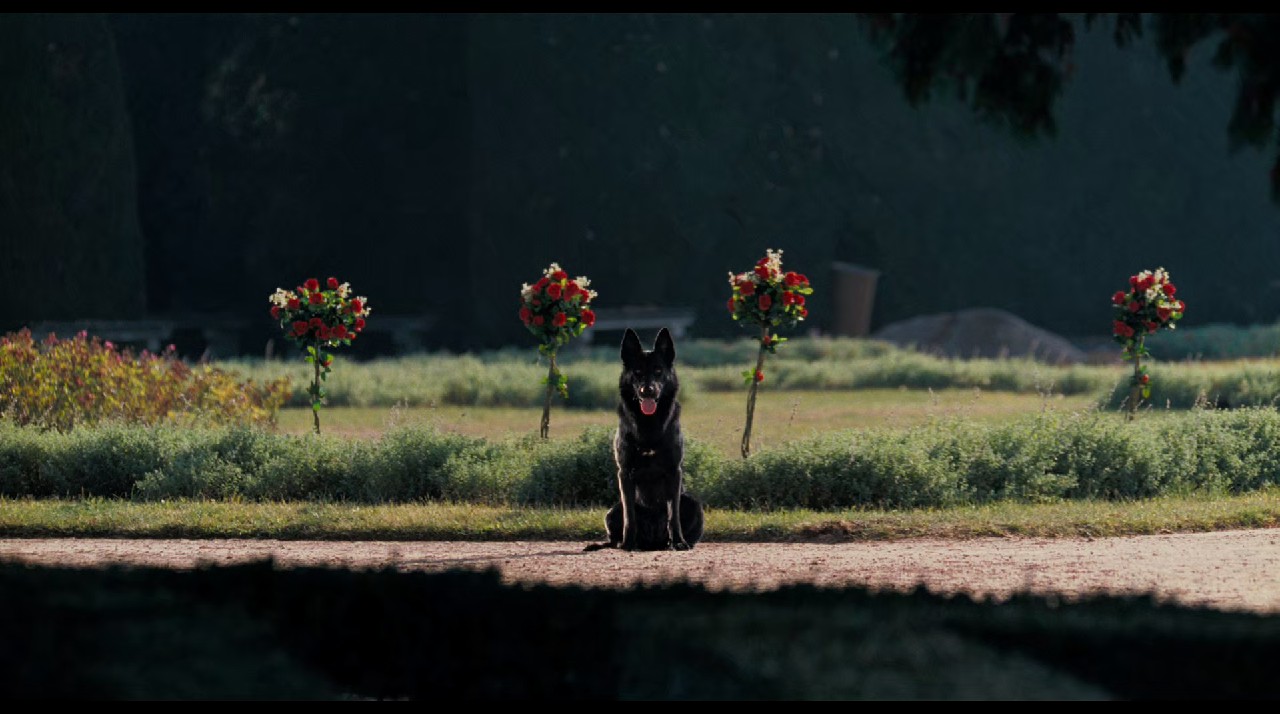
[551,270,568,281]
[535,277,549,291]
[309,292,324,305]
[1112,291,1126,305]
[781,291,795,306]
[351,298,363,313]
[1139,275,1155,291]
[287,298,301,310]
[798,273,809,285]
[1127,300,1141,314]
[754,264,771,280]
[1157,307,1172,321]
[354,318,366,331]
[565,282,581,298]
[582,309,596,327]
[270,305,281,319]
[739,280,755,296]
[327,277,339,289]
[318,326,332,340]
[1163,283,1177,296]
[784,272,802,287]
[1129,275,1139,287]
[799,307,808,319]
[795,294,806,306]
[762,334,772,346]
[1176,300,1185,312]
[1146,321,1158,333]
[758,293,772,311]
[309,317,323,329]
[754,369,764,383]
[533,315,545,326]
[547,283,562,300]
[553,312,567,327]
[292,321,308,336]
[532,299,541,307]
[305,278,320,292]
[1112,320,1127,336]
[727,298,736,313]
[519,307,532,324]
[335,325,349,339]
[1140,373,1150,384]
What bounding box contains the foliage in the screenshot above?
[0,329,287,432]
[6,409,1280,509]
[1111,267,1185,405]
[519,262,597,437]
[269,277,371,431]
[727,249,815,456]
[860,13,1280,199]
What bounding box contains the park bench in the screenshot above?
[580,306,696,345]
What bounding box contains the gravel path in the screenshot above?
[3,529,1279,613]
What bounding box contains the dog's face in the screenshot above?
[620,327,677,416]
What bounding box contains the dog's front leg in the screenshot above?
[618,469,638,551]
[667,469,690,551]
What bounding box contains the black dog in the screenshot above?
[585,327,704,552]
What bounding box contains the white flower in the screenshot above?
[338,282,351,298]
[574,276,591,288]
[544,262,563,278]
[765,248,784,276]
[521,282,534,298]
[268,288,296,308]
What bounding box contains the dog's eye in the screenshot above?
[633,369,642,376]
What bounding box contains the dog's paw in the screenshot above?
[619,540,637,552]
[672,541,691,551]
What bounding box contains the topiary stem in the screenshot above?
[1127,337,1143,421]
[540,351,557,439]
[312,351,322,435]
[741,326,769,458]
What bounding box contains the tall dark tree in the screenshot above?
[861,13,1280,200]
[0,14,145,328]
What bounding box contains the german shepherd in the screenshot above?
[585,327,704,551]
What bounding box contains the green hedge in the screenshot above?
[5,408,1280,508]
[221,337,1280,410]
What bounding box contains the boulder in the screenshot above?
[873,308,1086,364]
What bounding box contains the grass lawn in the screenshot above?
[2,490,1276,541]
[275,388,1099,455]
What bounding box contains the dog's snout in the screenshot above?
[638,383,661,398]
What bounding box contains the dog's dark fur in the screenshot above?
[584,327,703,552]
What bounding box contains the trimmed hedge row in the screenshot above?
[222,337,1280,411]
[4,408,1280,509]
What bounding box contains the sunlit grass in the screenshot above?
[2,489,1275,541]
[275,388,1099,456]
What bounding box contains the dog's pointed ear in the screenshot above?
[654,327,675,367]
[621,328,643,365]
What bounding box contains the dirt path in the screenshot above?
[3,529,1279,614]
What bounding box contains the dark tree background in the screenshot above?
[3,13,1280,349]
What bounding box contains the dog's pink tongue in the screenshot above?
[640,397,658,416]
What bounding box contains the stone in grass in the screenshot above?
[874,308,1086,365]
